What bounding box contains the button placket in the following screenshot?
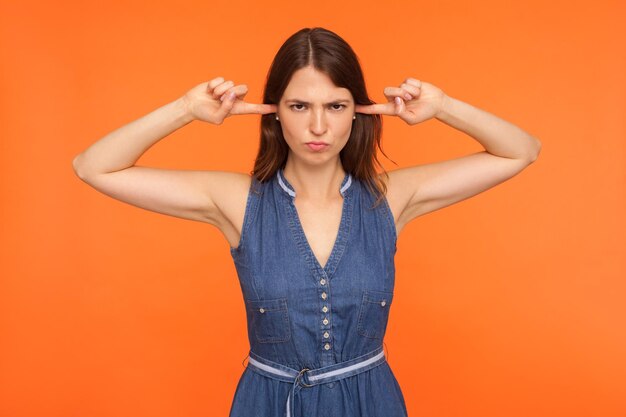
[319,270,332,352]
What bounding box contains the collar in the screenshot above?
[275,168,353,198]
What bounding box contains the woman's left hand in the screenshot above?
[355,78,448,125]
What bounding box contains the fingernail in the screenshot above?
[404,93,412,100]
[395,97,402,105]
[229,91,236,100]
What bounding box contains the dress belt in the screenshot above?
[246,345,387,417]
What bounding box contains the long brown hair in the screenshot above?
[251,27,395,207]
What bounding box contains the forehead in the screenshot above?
[282,66,352,101]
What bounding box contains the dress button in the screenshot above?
[381,300,387,307]
[321,292,327,300]
[322,306,328,313]
[322,318,329,325]
[320,278,326,285]
[323,331,330,338]
[259,308,265,313]
[324,343,331,350]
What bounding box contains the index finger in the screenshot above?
[355,103,395,115]
[235,102,278,115]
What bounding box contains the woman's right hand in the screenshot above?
[181,77,277,125]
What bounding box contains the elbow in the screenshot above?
[72,154,82,176]
[533,136,542,161]
[72,154,88,180]
[526,136,542,163]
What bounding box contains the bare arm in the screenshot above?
[435,95,541,161]
[397,94,541,222]
[72,97,193,177]
[358,78,541,226]
[73,78,277,225]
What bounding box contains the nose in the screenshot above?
[309,108,327,136]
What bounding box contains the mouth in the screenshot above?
[305,142,329,152]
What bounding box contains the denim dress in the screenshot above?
[228,168,408,417]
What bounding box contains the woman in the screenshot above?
[73,27,540,417]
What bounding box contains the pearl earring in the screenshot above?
[353,115,356,120]
[275,116,279,121]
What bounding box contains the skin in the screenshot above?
[200,71,538,258]
[73,64,540,266]
[272,66,360,267]
[268,66,450,267]
[276,66,357,200]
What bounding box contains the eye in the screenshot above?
[290,104,306,111]
[331,104,346,111]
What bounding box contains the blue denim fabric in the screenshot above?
[228,168,408,417]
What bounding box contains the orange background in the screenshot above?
[1,0,625,416]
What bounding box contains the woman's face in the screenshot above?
[277,66,355,163]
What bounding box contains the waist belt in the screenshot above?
[246,345,386,417]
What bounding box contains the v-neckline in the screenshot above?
[277,168,354,278]
[293,195,346,271]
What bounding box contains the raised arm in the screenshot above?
[356,78,541,232]
[72,77,276,227]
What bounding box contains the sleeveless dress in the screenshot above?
[228,168,408,417]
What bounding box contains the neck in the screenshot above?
[283,162,347,200]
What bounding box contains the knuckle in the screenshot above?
[214,81,231,92]
[215,86,229,96]
[209,77,224,88]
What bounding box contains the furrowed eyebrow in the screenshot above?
[284,99,351,105]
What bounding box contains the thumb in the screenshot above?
[394,96,405,115]
[216,91,237,119]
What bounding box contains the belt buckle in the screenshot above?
[296,367,314,387]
